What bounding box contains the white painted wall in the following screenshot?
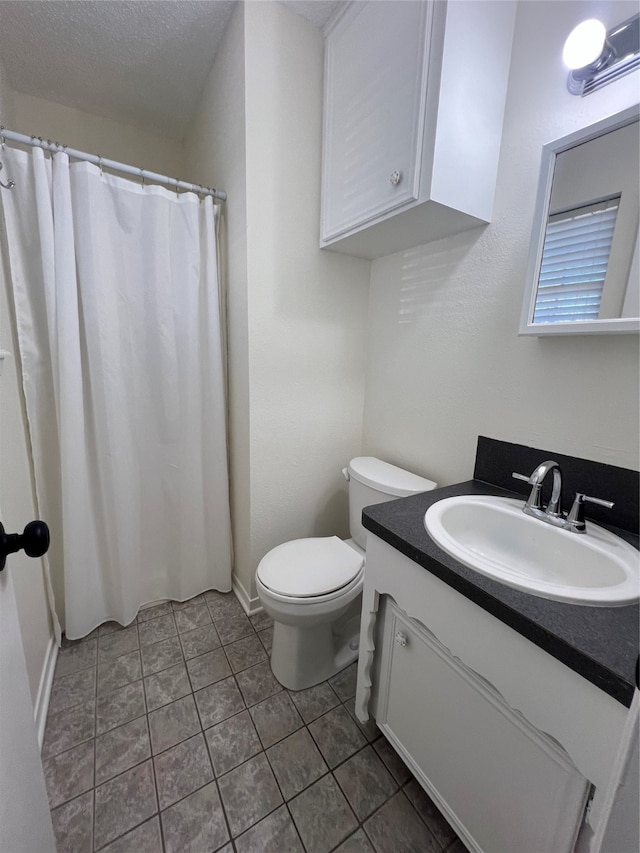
[186,2,371,607]
[185,2,253,606]
[363,0,640,486]
[242,2,370,605]
[12,91,184,176]
[0,57,54,715]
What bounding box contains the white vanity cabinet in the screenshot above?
[356,534,633,853]
[320,1,517,259]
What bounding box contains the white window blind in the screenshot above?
[534,197,620,324]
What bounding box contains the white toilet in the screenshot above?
[256,457,437,691]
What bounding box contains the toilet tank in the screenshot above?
[346,457,437,550]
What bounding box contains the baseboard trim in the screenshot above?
[232,573,262,616]
[34,635,58,752]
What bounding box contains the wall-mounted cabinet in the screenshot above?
[320,1,517,259]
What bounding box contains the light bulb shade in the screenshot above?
[563,19,607,70]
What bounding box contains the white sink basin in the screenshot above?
[424,495,639,607]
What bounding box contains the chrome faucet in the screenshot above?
[512,460,564,525]
[512,461,614,533]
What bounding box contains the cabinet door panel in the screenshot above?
[378,604,588,853]
[322,1,429,240]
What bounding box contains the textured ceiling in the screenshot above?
[0,0,342,139]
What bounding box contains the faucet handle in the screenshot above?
[566,493,615,533]
[512,472,543,511]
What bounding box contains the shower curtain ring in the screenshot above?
[139,168,145,188]
[98,155,103,178]
[0,161,15,190]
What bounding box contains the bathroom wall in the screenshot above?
[362,0,640,487]
[185,2,252,605]
[0,57,54,714]
[12,92,184,176]
[186,1,371,607]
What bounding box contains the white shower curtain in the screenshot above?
[1,146,232,638]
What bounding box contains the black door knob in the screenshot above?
[0,520,50,571]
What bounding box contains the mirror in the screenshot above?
[520,105,639,335]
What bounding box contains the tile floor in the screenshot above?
[44,591,465,853]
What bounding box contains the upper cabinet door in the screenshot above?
[321,1,431,241]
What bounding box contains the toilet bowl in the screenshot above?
[256,457,437,691]
[256,536,365,690]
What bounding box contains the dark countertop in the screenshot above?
[362,480,639,707]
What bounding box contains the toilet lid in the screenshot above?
[257,536,364,598]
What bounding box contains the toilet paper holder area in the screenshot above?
[0,520,50,571]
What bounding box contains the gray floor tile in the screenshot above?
[50,790,93,853]
[308,705,366,769]
[98,625,140,661]
[137,601,173,623]
[363,791,440,853]
[218,753,283,837]
[186,647,231,691]
[99,817,163,853]
[55,638,98,678]
[98,621,126,637]
[329,662,358,701]
[144,661,191,711]
[214,613,255,645]
[174,601,212,633]
[138,613,177,647]
[289,681,340,723]
[249,610,273,632]
[154,732,213,809]
[334,746,398,820]
[148,694,201,754]
[403,778,457,849]
[250,691,303,749]
[96,680,146,735]
[140,635,183,676]
[43,740,95,808]
[43,698,95,759]
[49,667,96,714]
[94,760,158,850]
[373,737,411,785]
[236,660,283,707]
[204,590,244,620]
[61,628,99,648]
[289,774,358,853]
[194,675,246,728]
[266,728,328,800]
[172,593,204,611]
[179,623,221,659]
[161,781,229,853]
[97,651,142,697]
[258,627,273,653]
[95,716,151,785]
[225,633,267,673]
[335,829,375,852]
[235,805,304,853]
[205,709,262,776]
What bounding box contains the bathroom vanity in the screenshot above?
[355,439,639,853]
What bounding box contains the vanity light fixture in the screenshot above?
[564,13,639,95]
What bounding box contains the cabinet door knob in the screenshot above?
[389,170,402,186]
[395,631,408,647]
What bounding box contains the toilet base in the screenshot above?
[270,617,359,691]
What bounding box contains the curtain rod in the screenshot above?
[0,126,227,202]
